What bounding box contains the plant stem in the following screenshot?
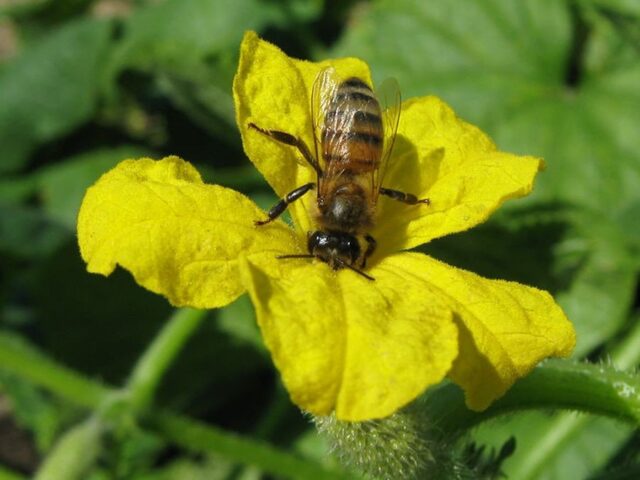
[33,418,103,480]
[0,331,354,479]
[148,410,355,480]
[0,332,110,408]
[126,308,206,412]
[6,323,640,479]
[425,359,640,436]
[502,315,640,480]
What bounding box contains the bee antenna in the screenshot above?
[276,254,315,260]
[337,259,375,281]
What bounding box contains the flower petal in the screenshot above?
[386,253,576,410]
[374,96,543,252]
[77,156,297,308]
[240,254,458,421]
[233,31,370,233]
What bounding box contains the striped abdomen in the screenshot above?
[321,78,383,174]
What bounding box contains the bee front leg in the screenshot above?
[255,182,316,226]
[248,123,322,177]
[379,187,430,205]
[361,234,376,269]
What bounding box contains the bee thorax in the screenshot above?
[318,184,372,232]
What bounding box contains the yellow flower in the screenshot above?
[77,31,575,421]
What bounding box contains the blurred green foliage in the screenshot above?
[0,0,639,479]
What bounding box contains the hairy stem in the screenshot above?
[425,358,640,436]
[503,316,640,479]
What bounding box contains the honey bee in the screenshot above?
[249,67,429,280]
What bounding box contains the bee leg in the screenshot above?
[248,123,322,177]
[255,182,316,226]
[360,234,376,269]
[379,187,430,205]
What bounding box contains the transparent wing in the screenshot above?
[310,66,340,174]
[373,77,401,203]
[312,66,358,201]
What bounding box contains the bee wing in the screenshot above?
[373,77,401,203]
[311,66,340,174]
[312,66,351,202]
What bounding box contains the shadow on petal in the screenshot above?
[373,135,445,258]
[448,313,515,411]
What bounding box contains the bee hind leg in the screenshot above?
[380,187,430,205]
[255,182,315,226]
[248,123,322,176]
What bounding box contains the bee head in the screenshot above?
[307,230,360,270]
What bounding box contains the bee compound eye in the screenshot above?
[308,231,329,250]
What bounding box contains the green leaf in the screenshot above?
[578,0,640,17]
[155,63,239,144]
[555,208,637,355]
[615,199,640,259]
[110,0,273,73]
[556,241,636,356]
[332,0,640,214]
[0,0,50,19]
[105,0,285,114]
[0,0,94,22]
[0,18,114,173]
[0,175,38,204]
[97,427,165,480]
[109,0,322,76]
[473,413,633,480]
[105,0,314,141]
[0,204,70,258]
[333,1,569,122]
